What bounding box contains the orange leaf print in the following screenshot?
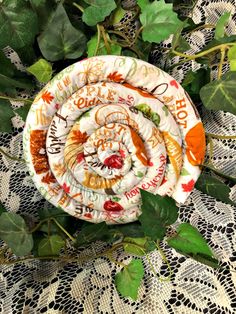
[182,179,195,192]
[185,122,206,166]
[70,130,89,144]
[41,90,54,104]
[41,172,56,184]
[130,128,149,166]
[53,163,66,177]
[107,71,124,83]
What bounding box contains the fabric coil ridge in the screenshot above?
[23,56,206,224]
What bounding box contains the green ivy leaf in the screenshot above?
[182,68,211,102]
[227,45,236,71]
[214,12,231,40]
[76,222,111,247]
[15,103,32,121]
[123,237,147,256]
[0,0,38,50]
[38,207,79,235]
[115,259,144,300]
[110,4,126,25]
[0,51,15,77]
[109,222,145,239]
[0,212,33,256]
[38,234,65,256]
[137,0,149,11]
[123,237,155,256]
[38,3,87,61]
[195,173,235,205]
[0,202,7,215]
[199,71,236,115]
[87,33,121,57]
[138,190,178,241]
[82,0,116,26]
[0,100,15,132]
[139,0,183,43]
[27,59,53,83]
[167,223,213,257]
[171,19,190,52]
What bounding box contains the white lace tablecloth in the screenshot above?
[0,0,236,313]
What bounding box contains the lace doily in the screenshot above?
[0,0,236,313]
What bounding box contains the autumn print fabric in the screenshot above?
[24,56,206,224]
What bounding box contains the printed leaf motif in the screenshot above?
[195,173,235,205]
[115,259,144,300]
[41,172,56,184]
[82,0,116,26]
[136,171,144,178]
[27,59,53,83]
[0,100,15,132]
[62,183,70,194]
[182,179,195,192]
[87,33,121,57]
[139,0,183,43]
[38,3,86,61]
[180,168,190,176]
[38,234,65,256]
[200,71,236,115]
[214,12,231,40]
[138,190,178,240]
[41,90,54,104]
[227,45,236,71]
[0,212,33,256]
[107,71,124,82]
[167,223,214,257]
[0,0,38,50]
[53,163,66,177]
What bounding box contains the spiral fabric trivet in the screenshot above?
[23,55,206,224]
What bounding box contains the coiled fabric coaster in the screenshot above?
[24,56,206,224]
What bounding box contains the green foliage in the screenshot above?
[167,223,213,257]
[200,71,236,115]
[214,12,231,40]
[139,0,183,43]
[0,100,15,132]
[195,173,235,205]
[38,3,87,61]
[0,0,38,50]
[87,33,121,57]
[76,222,111,247]
[0,202,7,215]
[115,259,144,300]
[0,212,33,256]
[82,0,116,26]
[227,45,236,71]
[15,103,32,121]
[138,190,178,240]
[27,59,53,83]
[38,234,65,256]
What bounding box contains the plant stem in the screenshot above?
[155,241,173,282]
[73,2,84,12]
[100,25,111,54]
[94,24,101,56]
[51,218,76,243]
[217,48,226,79]
[172,43,236,61]
[206,132,236,140]
[189,23,215,34]
[0,148,26,163]
[0,95,33,104]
